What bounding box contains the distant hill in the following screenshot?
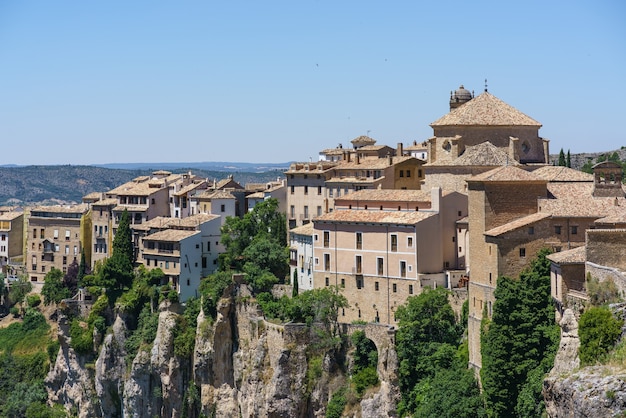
[94,161,292,172]
[549,147,626,171]
[0,165,285,206]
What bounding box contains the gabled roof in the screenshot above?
[334,189,434,203]
[314,209,435,225]
[547,246,586,265]
[484,212,551,237]
[290,223,314,236]
[430,92,542,127]
[531,166,594,182]
[442,142,520,167]
[144,229,199,242]
[468,165,543,182]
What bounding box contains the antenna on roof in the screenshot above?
[484,78,488,92]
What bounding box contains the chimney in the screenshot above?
[356,154,360,165]
[397,142,404,156]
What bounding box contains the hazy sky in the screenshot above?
[1,1,624,165]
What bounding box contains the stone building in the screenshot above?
[467,163,626,370]
[26,205,88,283]
[0,210,24,272]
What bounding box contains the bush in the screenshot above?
[69,319,93,354]
[579,306,623,364]
[352,366,378,395]
[26,294,41,308]
[586,275,621,306]
[326,387,347,418]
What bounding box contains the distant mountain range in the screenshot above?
[91,161,292,172]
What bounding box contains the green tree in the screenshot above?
[41,268,71,305]
[481,248,559,417]
[292,270,299,297]
[77,248,88,284]
[558,148,566,166]
[395,288,465,414]
[63,258,79,296]
[99,209,134,290]
[578,306,623,365]
[566,149,571,168]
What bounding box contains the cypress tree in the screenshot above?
[558,149,566,166]
[566,150,571,168]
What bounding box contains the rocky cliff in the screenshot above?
[45,283,400,417]
[544,308,626,417]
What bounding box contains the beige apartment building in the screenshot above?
[285,161,337,229]
[312,187,468,324]
[26,205,88,283]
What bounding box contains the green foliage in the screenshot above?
[27,294,41,308]
[220,198,288,286]
[1,380,48,417]
[412,367,486,418]
[326,387,347,418]
[41,267,71,305]
[558,148,566,166]
[481,248,559,417]
[292,269,299,297]
[586,275,621,306]
[199,270,233,319]
[77,248,88,284]
[63,258,80,296]
[8,276,32,306]
[579,306,623,365]
[352,366,378,395]
[173,298,201,358]
[306,355,323,394]
[69,318,93,354]
[97,209,135,291]
[124,304,160,366]
[395,287,483,417]
[566,150,571,168]
[0,309,50,354]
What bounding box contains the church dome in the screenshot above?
[450,84,474,110]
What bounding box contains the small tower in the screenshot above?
[592,161,625,198]
[449,84,474,111]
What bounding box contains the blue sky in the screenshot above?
[1,1,624,165]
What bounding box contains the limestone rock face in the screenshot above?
[544,308,626,417]
[549,308,580,376]
[44,311,100,418]
[544,366,626,418]
[47,283,401,417]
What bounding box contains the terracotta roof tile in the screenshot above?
[334,189,433,203]
[144,229,199,242]
[547,246,586,264]
[314,209,435,225]
[290,223,314,236]
[531,166,594,182]
[430,92,542,127]
[485,212,551,236]
[469,165,543,182]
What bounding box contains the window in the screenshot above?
[325,277,329,286]
[528,227,534,235]
[54,229,59,239]
[391,234,398,252]
[317,206,322,217]
[40,229,44,239]
[392,283,397,293]
[151,198,155,204]
[221,204,225,212]
[355,255,362,273]
[65,245,69,254]
[399,171,404,178]
[489,273,492,284]
[329,188,333,197]
[571,226,578,235]
[377,258,384,275]
[407,237,413,247]
[400,261,407,277]
[290,186,294,194]
[323,231,330,247]
[341,278,345,288]
[65,230,70,241]
[304,186,308,195]
[290,206,295,218]
[356,232,362,249]
[555,225,562,235]
[324,254,330,271]
[375,281,379,291]
[33,229,37,239]
[356,276,363,289]
[418,169,422,177]
[406,170,411,177]
[165,261,169,268]
[304,206,309,219]
[409,285,413,294]
[519,247,526,257]
[317,186,322,195]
